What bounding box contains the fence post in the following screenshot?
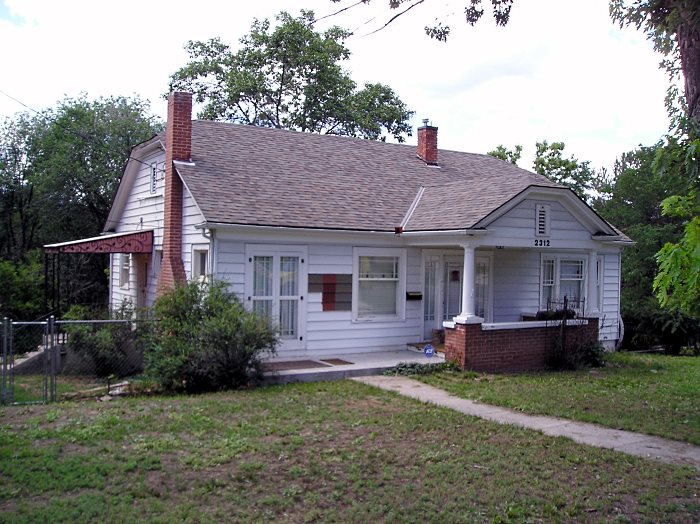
[49,316,57,402]
[1,317,8,404]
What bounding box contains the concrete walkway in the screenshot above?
[354,375,700,471]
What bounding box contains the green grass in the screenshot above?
[418,352,700,445]
[1,380,698,522]
[9,375,110,404]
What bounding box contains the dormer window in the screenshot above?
[536,204,550,237]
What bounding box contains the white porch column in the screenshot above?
[586,250,600,317]
[454,243,483,324]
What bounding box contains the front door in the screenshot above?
[246,245,307,352]
[423,252,492,340]
[135,254,149,309]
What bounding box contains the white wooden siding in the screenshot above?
[181,187,207,280]
[110,150,206,308]
[110,150,164,308]
[491,249,540,322]
[214,238,422,358]
[487,199,594,248]
[599,252,621,346]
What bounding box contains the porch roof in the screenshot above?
[44,230,153,254]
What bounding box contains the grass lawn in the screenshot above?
[418,352,700,445]
[10,375,110,405]
[1,380,699,522]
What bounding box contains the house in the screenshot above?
[47,92,631,371]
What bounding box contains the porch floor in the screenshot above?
[262,349,445,385]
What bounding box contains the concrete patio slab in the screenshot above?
[354,375,700,471]
[263,350,444,385]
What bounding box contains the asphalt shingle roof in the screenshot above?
[175,121,561,231]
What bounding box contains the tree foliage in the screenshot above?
[144,280,278,392]
[487,144,522,165]
[532,141,598,200]
[0,95,161,314]
[610,1,700,132]
[169,10,414,142]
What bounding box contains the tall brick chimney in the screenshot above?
[157,92,192,294]
[417,119,438,165]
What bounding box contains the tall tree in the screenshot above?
[487,144,522,165]
[533,141,597,200]
[169,10,414,142]
[0,95,161,315]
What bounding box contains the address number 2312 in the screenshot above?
[535,239,551,247]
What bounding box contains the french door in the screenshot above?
[246,245,307,352]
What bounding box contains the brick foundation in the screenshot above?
[444,318,599,372]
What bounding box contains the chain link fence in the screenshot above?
[2,317,151,405]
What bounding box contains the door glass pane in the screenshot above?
[253,256,272,296]
[424,259,437,321]
[279,299,298,338]
[280,257,299,296]
[253,299,272,324]
[475,259,488,319]
[444,263,462,319]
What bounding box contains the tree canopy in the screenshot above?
[169,10,414,142]
[487,141,598,201]
[0,95,161,316]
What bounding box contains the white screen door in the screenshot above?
[246,245,307,352]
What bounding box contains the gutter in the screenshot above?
[195,222,398,236]
[399,229,491,237]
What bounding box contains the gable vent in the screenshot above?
[536,204,550,237]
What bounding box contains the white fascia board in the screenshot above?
[175,165,206,225]
[400,228,490,237]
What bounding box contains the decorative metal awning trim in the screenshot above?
[44,230,154,254]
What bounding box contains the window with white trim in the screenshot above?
[119,253,130,289]
[540,255,586,311]
[535,203,551,237]
[192,247,209,282]
[353,248,406,321]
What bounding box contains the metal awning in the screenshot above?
[44,230,154,254]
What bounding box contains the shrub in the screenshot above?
[383,361,459,376]
[622,306,699,354]
[549,335,606,371]
[535,308,577,321]
[62,302,142,377]
[144,281,277,393]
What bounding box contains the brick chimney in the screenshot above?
[417,119,438,165]
[157,92,192,294]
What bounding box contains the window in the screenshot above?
[540,255,586,311]
[353,248,406,321]
[119,253,130,289]
[192,248,208,282]
[535,203,550,237]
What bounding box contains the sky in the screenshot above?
[0,0,671,171]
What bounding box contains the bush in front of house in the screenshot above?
[549,335,606,371]
[621,305,699,354]
[144,280,277,393]
[62,302,142,377]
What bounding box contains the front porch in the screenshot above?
[411,235,606,371]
